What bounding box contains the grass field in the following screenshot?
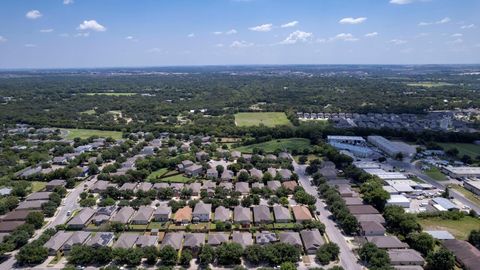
[234,112,291,127]
[160,174,191,183]
[80,109,96,115]
[63,128,123,140]
[147,168,170,181]
[85,92,137,96]
[424,167,447,181]
[30,181,46,192]
[418,216,480,240]
[438,143,480,158]
[407,82,454,88]
[450,185,480,208]
[234,138,311,153]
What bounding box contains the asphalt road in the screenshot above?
[0,176,98,270]
[291,158,363,270]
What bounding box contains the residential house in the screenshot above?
[253,205,273,224]
[26,192,52,201]
[188,182,201,196]
[252,182,264,189]
[206,168,218,179]
[232,231,253,248]
[131,206,154,225]
[0,187,12,196]
[0,221,25,232]
[219,182,233,191]
[267,181,281,191]
[300,229,325,254]
[183,233,206,253]
[196,151,209,161]
[92,206,116,225]
[366,236,409,249]
[61,231,90,254]
[231,151,241,159]
[178,160,194,172]
[347,205,380,215]
[214,206,231,222]
[120,182,137,192]
[292,205,313,223]
[135,235,158,248]
[234,206,252,227]
[282,181,298,191]
[113,233,139,249]
[208,232,229,246]
[249,168,263,180]
[153,183,170,190]
[137,182,153,192]
[192,202,212,222]
[265,154,277,161]
[43,231,73,255]
[278,169,292,181]
[45,179,66,191]
[86,232,114,247]
[279,232,302,248]
[360,221,386,236]
[343,197,364,206]
[267,168,278,177]
[235,182,250,195]
[221,170,234,181]
[111,207,135,224]
[442,239,480,270]
[273,205,292,223]
[161,232,184,250]
[174,206,192,225]
[16,200,48,210]
[153,206,172,222]
[255,231,278,245]
[388,249,425,266]
[91,180,111,193]
[185,165,203,177]
[67,208,95,229]
[2,210,34,221]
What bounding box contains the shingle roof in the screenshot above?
[193,202,212,215]
[184,233,206,249]
[214,206,231,222]
[62,231,90,250]
[388,249,425,265]
[234,206,252,223]
[111,207,135,224]
[300,229,324,251]
[161,232,184,250]
[253,205,272,223]
[135,235,158,248]
[208,232,229,245]
[86,232,114,247]
[232,231,253,248]
[366,236,409,249]
[67,208,95,227]
[347,205,379,215]
[113,233,139,249]
[175,206,192,223]
[131,206,154,222]
[273,205,291,221]
[44,231,73,252]
[442,239,480,270]
[292,205,313,221]
[267,181,281,191]
[279,232,302,247]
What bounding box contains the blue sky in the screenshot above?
[0,0,479,68]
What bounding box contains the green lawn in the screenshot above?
[407,82,454,88]
[147,168,170,181]
[30,181,46,192]
[160,174,192,183]
[438,143,480,159]
[235,138,311,153]
[80,109,96,115]
[450,185,480,208]
[418,216,480,240]
[424,167,447,181]
[63,128,123,140]
[234,112,292,127]
[85,92,137,96]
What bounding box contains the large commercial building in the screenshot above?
[441,166,480,179]
[367,135,411,158]
[327,135,373,158]
[464,180,480,196]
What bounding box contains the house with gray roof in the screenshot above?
[235,182,250,195]
[231,151,241,159]
[44,231,73,255]
[360,221,386,236]
[255,231,278,245]
[219,182,233,190]
[86,232,114,247]
[153,183,169,190]
[232,231,253,248]
[61,231,90,254]
[234,206,252,227]
[267,167,278,177]
[388,249,425,266]
[183,233,206,253]
[91,180,111,193]
[279,232,302,248]
[208,232,229,246]
[111,207,135,224]
[221,170,234,181]
[206,168,218,179]
[113,233,139,249]
[300,229,325,254]
[135,235,158,248]
[178,160,194,172]
[196,151,209,161]
[252,182,264,189]
[185,164,203,177]
[46,179,66,191]
[273,205,292,223]
[26,192,52,201]
[67,207,95,229]
[253,205,273,224]
[0,187,12,196]
[278,169,292,181]
[137,182,153,192]
[214,206,231,222]
[120,182,137,191]
[193,202,212,222]
[267,181,281,191]
[161,232,184,250]
[366,236,409,249]
[154,206,172,222]
[188,182,201,195]
[131,206,154,224]
[249,168,263,179]
[16,200,48,210]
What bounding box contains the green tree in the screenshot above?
[15,244,48,265]
[159,245,178,265]
[406,232,435,256]
[25,211,45,229]
[180,248,193,266]
[244,244,264,264]
[315,243,340,265]
[468,229,480,249]
[426,249,455,270]
[263,243,301,265]
[280,261,297,270]
[199,244,215,266]
[216,242,243,265]
[142,246,158,265]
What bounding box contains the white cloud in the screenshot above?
[390,0,413,4]
[213,31,223,35]
[339,17,367,25]
[187,33,195,38]
[0,36,7,43]
[77,20,106,32]
[24,44,37,48]
[280,30,312,44]
[125,36,138,42]
[226,29,237,35]
[230,40,254,48]
[451,33,462,37]
[74,32,90,38]
[365,32,378,37]
[419,17,451,26]
[281,21,299,28]
[460,24,475,29]
[389,39,407,45]
[249,23,273,32]
[63,0,74,4]
[40,29,54,33]
[331,33,359,42]
[447,38,463,44]
[26,10,42,20]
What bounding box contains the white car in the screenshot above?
[67,210,72,216]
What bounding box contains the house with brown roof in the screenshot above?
[347,205,380,215]
[292,205,313,223]
[360,221,386,236]
[174,206,192,225]
[442,239,480,270]
[2,210,35,221]
[300,229,325,254]
[282,181,298,191]
[366,236,409,249]
[0,221,25,232]
[388,249,425,266]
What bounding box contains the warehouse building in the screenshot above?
[327,136,374,158]
[464,180,480,196]
[441,166,480,179]
[367,135,412,158]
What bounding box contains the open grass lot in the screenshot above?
[418,216,480,240]
[147,168,170,181]
[63,128,123,140]
[30,181,46,192]
[450,184,480,208]
[234,112,292,127]
[85,92,137,96]
[438,143,480,158]
[424,167,447,181]
[234,138,311,153]
[160,174,192,183]
[80,109,96,115]
[406,82,454,88]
